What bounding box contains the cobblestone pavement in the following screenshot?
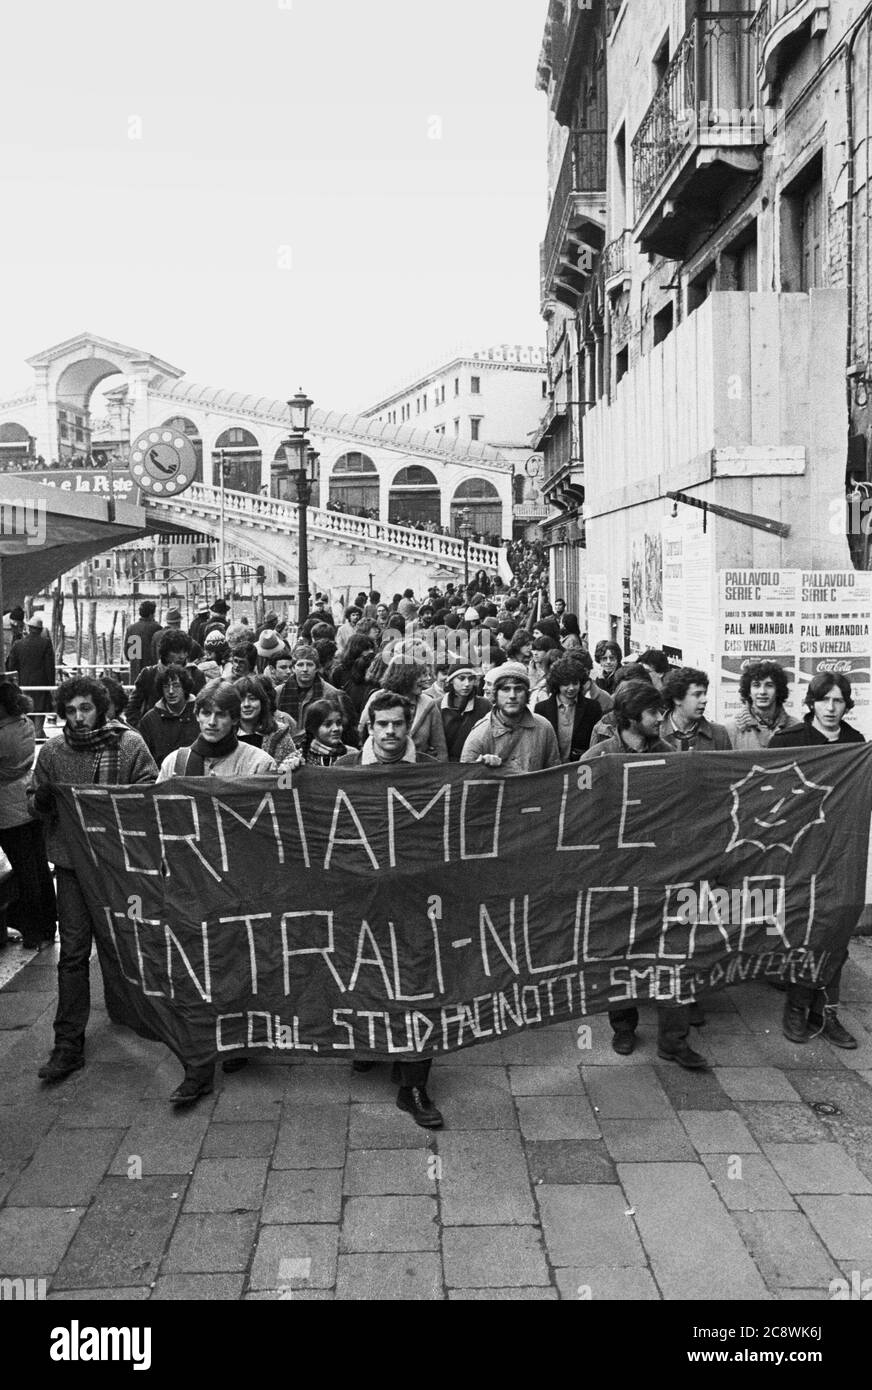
[2,940,872,1301]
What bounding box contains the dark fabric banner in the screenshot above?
[57,744,872,1066]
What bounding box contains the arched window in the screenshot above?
[388,465,441,528]
[328,452,378,518]
[0,421,33,471]
[212,428,262,495]
[451,477,503,542]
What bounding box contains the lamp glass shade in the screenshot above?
[288,390,313,433]
[306,447,320,483]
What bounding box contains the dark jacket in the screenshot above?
[440,692,490,761]
[276,674,355,742]
[124,618,162,682]
[137,697,199,763]
[769,716,865,748]
[7,632,55,712]
[126,663,206,727]
[536,693,601,761]
[660,712,733,752]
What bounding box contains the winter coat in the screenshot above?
[27,728,157,868]
[0,714,37,829]
[6,633,55,712]
[660,712,732,752]
[459,708,560,773]
[137,697,199,764]
[357,692,449,762]
[579,732,673,761]
[124,619,162,681]
[536,694,601,762]
[156,742,277,780]
[768,717,865,748]
[725,706,804,750]
[126,663,206,726]
[440,692,490,761]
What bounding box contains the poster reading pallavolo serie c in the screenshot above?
[716,569,872,738]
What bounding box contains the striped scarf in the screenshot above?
[63,720,125,784]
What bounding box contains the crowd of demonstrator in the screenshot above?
[0,575,864,1131]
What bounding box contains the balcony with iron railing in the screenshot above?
[632,11,763,258]
[602,229,632,293]
[750,0,830,102]
[540,128,607,307]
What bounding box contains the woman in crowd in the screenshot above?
[0,678,57,950]
[560,614,584,650]
[331,632,377,717]
[528,636,560,706]
[234,674,298,764]
[284,698,352,768]
[440,663,489,761]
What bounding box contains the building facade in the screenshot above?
[362,345,553,535]
[536,0,872,636]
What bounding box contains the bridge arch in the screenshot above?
[388,463,440,529]
[451,476,502,540]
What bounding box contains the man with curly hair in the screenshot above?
[725,660,803,749]
[28,677,157,1084]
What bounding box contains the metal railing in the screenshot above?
[632,12,759,218]
[602,229,631,284]
[541,128,607,293]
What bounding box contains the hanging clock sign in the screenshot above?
[128,428,197,496]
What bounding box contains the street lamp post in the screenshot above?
[272,390,316,624]
[458,506,473,589]
[218,447,227,605]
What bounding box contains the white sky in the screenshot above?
[0,0,548,415]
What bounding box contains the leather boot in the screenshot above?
[782,999,809,1044]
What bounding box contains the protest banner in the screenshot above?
[57,748,872,1067]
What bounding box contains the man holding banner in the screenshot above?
[28,678,158,1084]
[337,690,443,1127]
[771,671,865,1050]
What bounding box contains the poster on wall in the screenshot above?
[630,535,645,631]
[715,569,872,739]
[621,576,631,657]
[586,573,609,651]
[797,570,872,739]
[644,531,663,622]
[660,511,717,668]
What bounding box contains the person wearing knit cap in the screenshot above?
[459,662,559,773]
[254,629,288,662]
[440,662,489,761]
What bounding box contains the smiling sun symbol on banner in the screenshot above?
[725,762,833,854]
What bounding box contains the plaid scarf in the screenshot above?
[63,720,125,784]
[305,736,345,765]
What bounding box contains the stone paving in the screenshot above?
[1,939,872,1301]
